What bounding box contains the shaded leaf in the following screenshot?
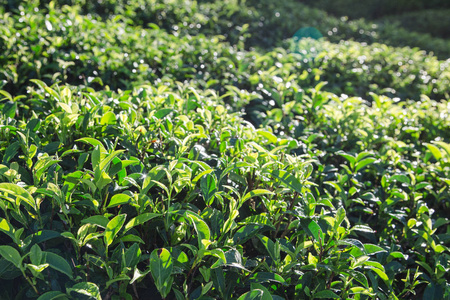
[45,252,73,278]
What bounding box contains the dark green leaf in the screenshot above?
[0,245,21,268]
[314,290,340,298]
[36,291,67,300]
[125,213,160,232]
[45,252,73,278]
[300,219,324,245]
[237,290,264,300]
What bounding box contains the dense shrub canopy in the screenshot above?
[0,1,449,299]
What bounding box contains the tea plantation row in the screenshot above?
[1,2,449,101]
[0,0,449,299]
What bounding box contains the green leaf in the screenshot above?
[364,244,387,255]
[0,218,16,242]
[425,143,442,160]
[314,290,340,298]
[92,145,102,170]
[120,234,145,244]
[3,142,20,164]
[355,157,376,172]
[30,244,43,265]
[95,171,112,191]
[269,170,302,193]
[104,214,126,247]
[390,174,410,185]
[106,274,130,288]
[335,207,346,230]
[434,141,450,157]
[201,173,217,206]
[154,108,173,119]
[0,183,36,211]
[0,245,22,268]
[204,248,227,268]
[124,243,141,268]
[124,213,160,233]
[45,252,73,278]
[142,167,166,194]
[37,291,68,300]
[339,238,365,254]
[81,215,109,228]
[106,193,131,208]
[76,138,106,152]
[350,225,374,233]
[233,224,265,245]
[238,290,264,300]
[100,111,116,125]
[185,211,211,248]
[192,169,214,185]
[300,219,324,245]
[68,282,101,300]
[211,268,226,298]
[99,150,124,172]
[241,189,274,205]
[257,235,280,263]
[370,267,389,282]
[150,248,174,298]
[2,101,17,118]
[0,90,13,102]
[388,252,406,260]
[423,282,443,300]
[248,272,285,284]
[346,270,368,288]
[33,157,61,183]
[363,260,385,271]
[250,283,272,300]
[0,258,20,279]
[239,213,275,229]
[24,230,62,250]
[257,129,278,144]
[338,151,356,167]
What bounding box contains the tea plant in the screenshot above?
[0,0,449,299]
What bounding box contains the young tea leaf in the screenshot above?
[104,214,126,247]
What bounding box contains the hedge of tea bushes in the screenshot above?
[0,78,449,299]
[0,0,449,299]
[299,0,450,20]
[1,2,450,102]
[2,0,450,59]
[378,9,450,39]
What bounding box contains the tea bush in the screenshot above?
[1,3,449,101]
[1,79,449,299]
[379,9,450,39]
[300,0,450,20]
[2,0,450,58]
[0,0,449,299]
